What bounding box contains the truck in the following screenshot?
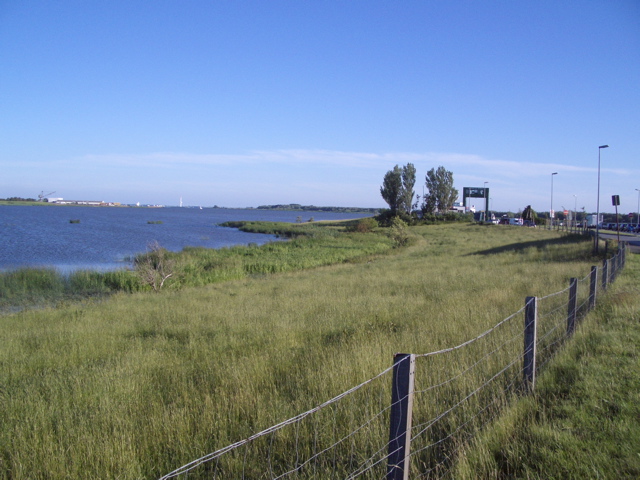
[586,214,602,229]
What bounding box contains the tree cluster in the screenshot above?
[380,163,417,216]
[1,197,37,202]
[379,164,459,221]
[423,166,459,214]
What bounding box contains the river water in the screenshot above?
[0,206,372,272]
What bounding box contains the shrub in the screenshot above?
[376,209,414,227]
[419,212,473,224]
[389,217,410,247]
[354,217,378,233]
[134,242,176,292]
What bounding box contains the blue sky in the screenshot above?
[1,1,639,214]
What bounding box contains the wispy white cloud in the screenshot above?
[24,150,639,189]
[4,149,638,211]
[45,149,636,179]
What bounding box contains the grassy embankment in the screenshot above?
[456,248,640,478]
[0,223,622,478]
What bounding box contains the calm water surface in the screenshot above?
[0,206,372,272]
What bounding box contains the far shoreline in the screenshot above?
[0,200,380,214]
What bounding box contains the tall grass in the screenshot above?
[0,268,141,312]
[455,253,640,479]
[0,224,610,478]
[168,229,393,287]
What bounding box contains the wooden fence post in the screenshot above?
[589,266,598,310]
[387,353,416,480]
[609,255,616,284]
[616,245,623,278]
[567,278,577,336]
[523,297,538,393]
[602,259,608,292]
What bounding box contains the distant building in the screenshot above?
[46,198,105,206]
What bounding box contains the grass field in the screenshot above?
[456,250,640,479]
[0,223,628,479]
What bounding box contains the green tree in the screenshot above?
[380,163,416,215]
[380,165,403,214]
[522,205,538,224]
[401,163,416,215]
[423,166,458,214]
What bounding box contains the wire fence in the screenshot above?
[159,243,628,479]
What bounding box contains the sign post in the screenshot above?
[463,187,490,222]
[612,195,620,243]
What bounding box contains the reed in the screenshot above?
[0,268,146,311]
[0,224,610,478]
[0,268,65,308]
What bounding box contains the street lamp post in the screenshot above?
[636,188,640,231]
[573,194,578,231]
[596,145,609,254]
[550,172,558,229]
